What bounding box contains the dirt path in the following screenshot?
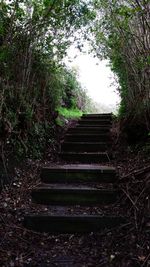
[0,114,150,266]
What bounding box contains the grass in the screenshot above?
[55,107,82,126]
[57,107,83,119]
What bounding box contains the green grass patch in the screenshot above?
[57,107,82,119]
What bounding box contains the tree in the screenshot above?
[0,0,96,157]
[91,0,150,138]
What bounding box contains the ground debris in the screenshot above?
[0,147,150,266]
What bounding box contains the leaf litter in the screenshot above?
[0,143,150,266]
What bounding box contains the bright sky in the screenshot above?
[64,46,120,110]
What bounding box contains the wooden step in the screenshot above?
[24,214,126,233]
[59,152,110,163]
[81,117,112,121]
[82,113,112,119]
[23,113,123,235]
[68,127,110,134]
[41,165,117,184]
[31,185,119,205]
[61,142,108,152]
[78,119,112,126]
[76,124,111,128]
[64,133,110,142]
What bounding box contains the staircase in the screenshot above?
[24,113,126,233]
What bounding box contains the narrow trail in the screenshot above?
[24,113,126,233]
[1,113,150,266]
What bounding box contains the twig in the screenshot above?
[3,223,44,237]
[121,165,150,180]
[134,209,138,230]
[134,187,147,205]
[1,143,8,178]
[141,252,150,267]
[122,188,139,211]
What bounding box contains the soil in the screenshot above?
[0,124,150,267]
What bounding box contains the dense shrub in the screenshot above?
[92,0,150,140]
[0,0,95,160]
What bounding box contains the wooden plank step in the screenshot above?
[64,133,110,142]
[31,186,119,205]
[68,127,110,134]
[80,117,112,121]
[41,165,117,184]
[76,122,111,127]
[78,120,112,126]
[61,142,108,152]
[24,214,126,233]
[59,152,110,163]
[82,113,112,119]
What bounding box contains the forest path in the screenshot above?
[24,113,127,233]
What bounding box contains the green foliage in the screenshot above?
[92,0,150,131]
[57,107,82,119]
[56,107,83,127]
[0,0,95,159]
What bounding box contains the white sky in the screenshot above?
[64,46,120,109]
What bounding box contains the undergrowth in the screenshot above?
[57,107,83,119]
